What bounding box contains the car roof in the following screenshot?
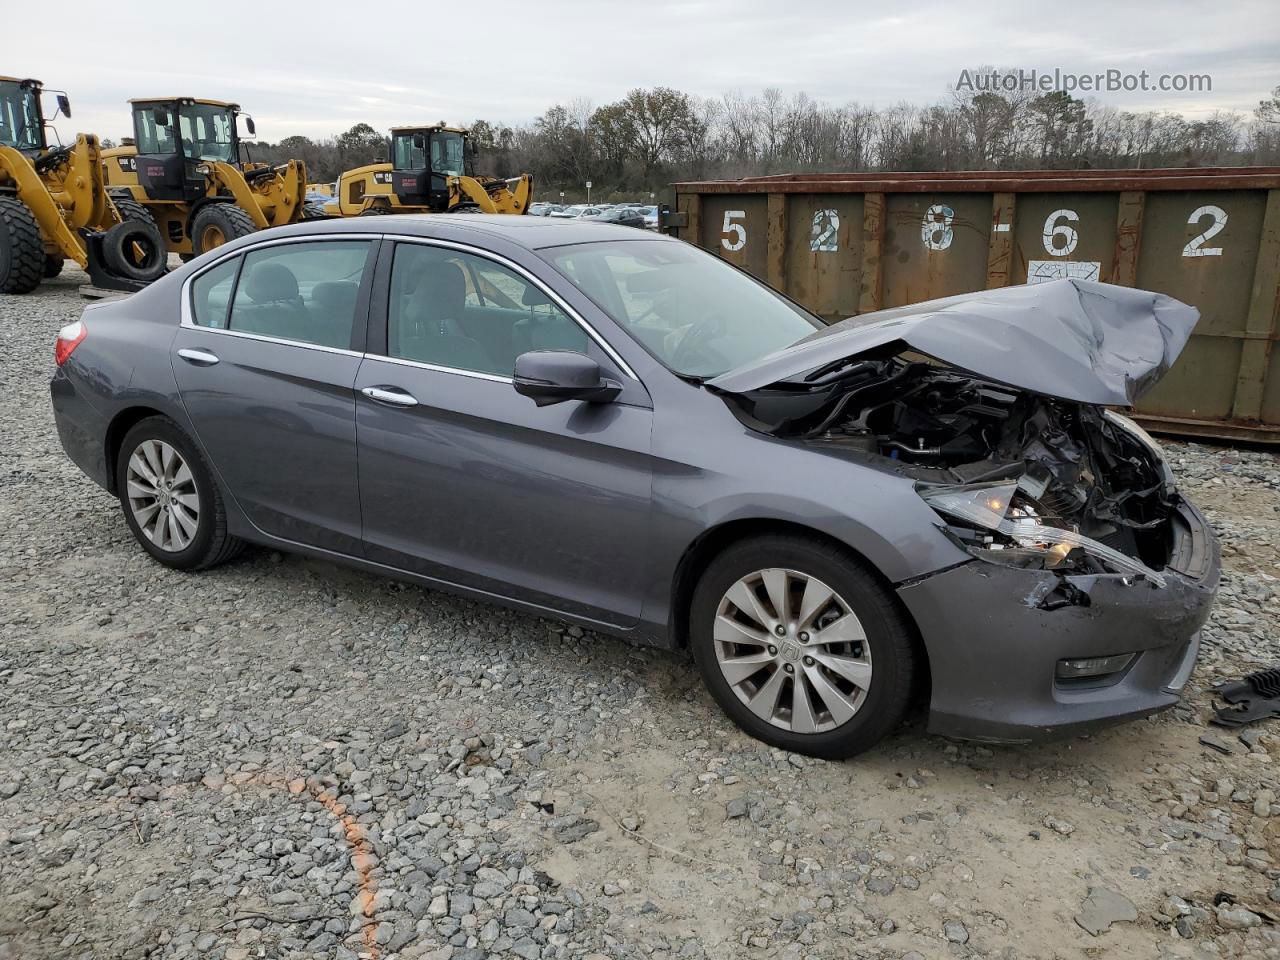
[241,213,674,251]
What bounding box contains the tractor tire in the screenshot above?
[191,204,257,257]
[101,219,167,284]
[43,255,65,278]
[303,202,329,220]
[0,197,46,294]
[111,195,160,232]
[358,206,389,217]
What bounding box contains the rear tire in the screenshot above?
[689,535,917,759]
[43,255,64,278]
[190,204,256,256]
[101,219,167,284]
[0,197,45,294]
[115,417,244,571]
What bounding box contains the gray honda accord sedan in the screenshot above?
[50,215,1218,758]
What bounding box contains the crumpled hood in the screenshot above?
[707,279,1199,406]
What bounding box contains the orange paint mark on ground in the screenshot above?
[207,771,381,959]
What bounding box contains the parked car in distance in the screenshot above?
[551,205,604,219]
[594,207,647,228]
[640,205,658,229]
[50,215,1219,759]
[528,202,563,217]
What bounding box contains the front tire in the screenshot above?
[0,197,45,294]
[690,535,917,759]
[115,417,243,570]
[190,204,257,256]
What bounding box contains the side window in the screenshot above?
[228,241,372,349]
[388,243,588,377]
[190,257,239,328]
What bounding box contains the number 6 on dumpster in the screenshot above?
[721,210,747,252]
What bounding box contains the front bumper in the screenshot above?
[897,500,1219,743]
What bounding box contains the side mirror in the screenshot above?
[244,115,256,137]
[513,351,621,407]
[152,107,170,127]
[56,94,71,118]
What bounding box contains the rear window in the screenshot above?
[190,257,238,328]
[226,241,372,349]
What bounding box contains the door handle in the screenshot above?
[177,347,219,366]
[361,386,419,408]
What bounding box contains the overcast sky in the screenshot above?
[11,0,1278,143]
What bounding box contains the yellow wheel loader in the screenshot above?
[102,97,319,261]
[327,125,532,217]
[0,77,166,294]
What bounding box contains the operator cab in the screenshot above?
[129,97,255,202]
[0,77,70,157]
[390,125,468,211]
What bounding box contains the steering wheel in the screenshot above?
[669,312,731,373]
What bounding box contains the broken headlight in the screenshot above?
[920,482,1166,586]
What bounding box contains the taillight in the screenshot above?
[55,319,87,367]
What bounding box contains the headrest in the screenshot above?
[244,262,299,303]
[410,260,465,310]
[521,284,550,307]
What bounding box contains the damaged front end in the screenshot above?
[718,356,1188,589]
[707,280,1220,741]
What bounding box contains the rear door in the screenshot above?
[354,238,654,625]
[172,237,377,554]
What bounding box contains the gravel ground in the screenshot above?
[2,266,1280,960]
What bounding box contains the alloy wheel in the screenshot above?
[713,568,872,734]
[126,439,200,552]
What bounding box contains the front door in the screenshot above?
[172,238,377,553]
[354,240,653,625]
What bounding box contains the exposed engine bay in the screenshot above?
[716,354,1180,579]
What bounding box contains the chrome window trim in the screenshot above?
[175,230,640,382]
[383,234,639,382]
[179,324,366,359]
[361,352,513,384]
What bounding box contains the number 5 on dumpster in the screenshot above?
[721,210,747,252]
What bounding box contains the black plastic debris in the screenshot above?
[1211,667,1280,727]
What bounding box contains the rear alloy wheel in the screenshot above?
[691,536,916,759]
[116,417,243,570]
[190,204,257,256]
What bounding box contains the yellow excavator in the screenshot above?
[102,97,319,260]
[326,125,532,217]
[0,76,166,294]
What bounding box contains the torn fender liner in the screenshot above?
[1211,668,1280,727]
[707,278,1198,406]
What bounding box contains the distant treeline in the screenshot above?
[232,74,1280,199]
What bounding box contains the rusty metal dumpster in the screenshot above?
[672,168,1280,442]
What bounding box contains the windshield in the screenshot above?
[392,132,424,170]
[431,131,465,176]
[0,82,42,151]
[180,104,237,162]
[542,239,823,378]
